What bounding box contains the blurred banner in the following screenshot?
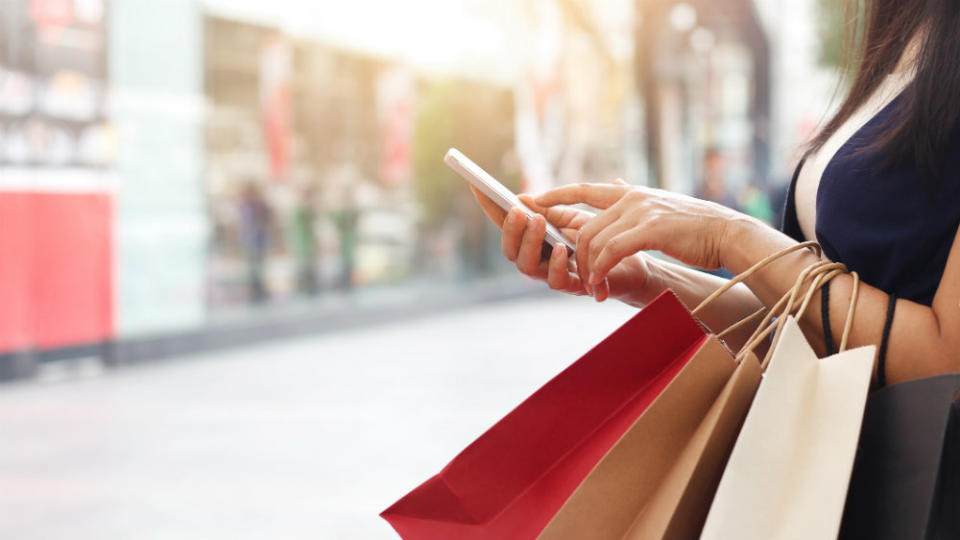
[259,35,292,182]
[377,65,414,187]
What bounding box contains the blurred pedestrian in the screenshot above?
[238,182,272,303]
[695,148,739,211]
[288,184,319,296]
[739,184,775,225]
[332,184,359,291]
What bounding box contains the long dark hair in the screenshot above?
[810,0,960,185]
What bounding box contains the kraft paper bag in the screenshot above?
[839,373,960,540]
[700,316,875,540]
[538,337,761,540]
[381,291,710,540]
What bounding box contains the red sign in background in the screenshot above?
[0,1,114,355]
[0,192,113,353]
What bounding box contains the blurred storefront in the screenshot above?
[0,0,115,368]
[0,0,527,374]
[514,0,637,193]
[637,0,770,198]
[0,0,818,377]
[202,16,516,308]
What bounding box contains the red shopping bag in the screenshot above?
[381,291,710,540]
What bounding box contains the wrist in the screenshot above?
[719,215,765,273]
[613,254,666,307]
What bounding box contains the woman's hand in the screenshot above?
[534,182,755,289]
[469,185,659,303]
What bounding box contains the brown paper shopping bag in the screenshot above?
[701,267,875,540]
[538,244,827,540]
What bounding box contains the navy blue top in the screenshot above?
[781,96,960,306]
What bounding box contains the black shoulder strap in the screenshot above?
[780,158,807,242]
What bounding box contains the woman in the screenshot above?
[473,0,960,386]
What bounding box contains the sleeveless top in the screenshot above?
[780,96,960,307]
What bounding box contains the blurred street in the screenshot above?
[0,295,635,540]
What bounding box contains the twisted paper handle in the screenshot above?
[734,261,861,370]
[691,241,821,342]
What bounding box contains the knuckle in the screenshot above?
[575,234,590,254]
[588,236,605,259]
[645,212,664,229]
[606,234,621,250]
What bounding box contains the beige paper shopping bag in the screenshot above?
[700,294,875,540]
[538,244,832,540]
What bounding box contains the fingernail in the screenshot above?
[595,283,607,302]
[588,272,597,285]
[585,282,594,296]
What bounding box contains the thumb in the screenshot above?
[517,193,548,214]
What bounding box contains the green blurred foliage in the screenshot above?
[412,79,516,228]
[817,0,845,68]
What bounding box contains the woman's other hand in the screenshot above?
[534,181,754,290]
[469,185,658,303]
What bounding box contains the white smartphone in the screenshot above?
[445,148,576,258]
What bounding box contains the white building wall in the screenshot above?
[111,0,207,336]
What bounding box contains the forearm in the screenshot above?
[723,218,960,385]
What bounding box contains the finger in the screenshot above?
[470,186,507,228]
[563,274,588,295]
[585,217,636,282]
[518,193,590,231]
[555,251,587,295]
[534,183,630,210]
[593,278,610,302]
[517,193,549,215]
[593,229,651,284]
[501,208,526,261]
[560,227,580,243]
[575,206,624,287]
[516,214,548,277]
[613,178,630,186]
[546,244,570,290]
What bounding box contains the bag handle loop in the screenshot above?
[736,261,841,367]
[735,261,861,370]
[692,241,821,317]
